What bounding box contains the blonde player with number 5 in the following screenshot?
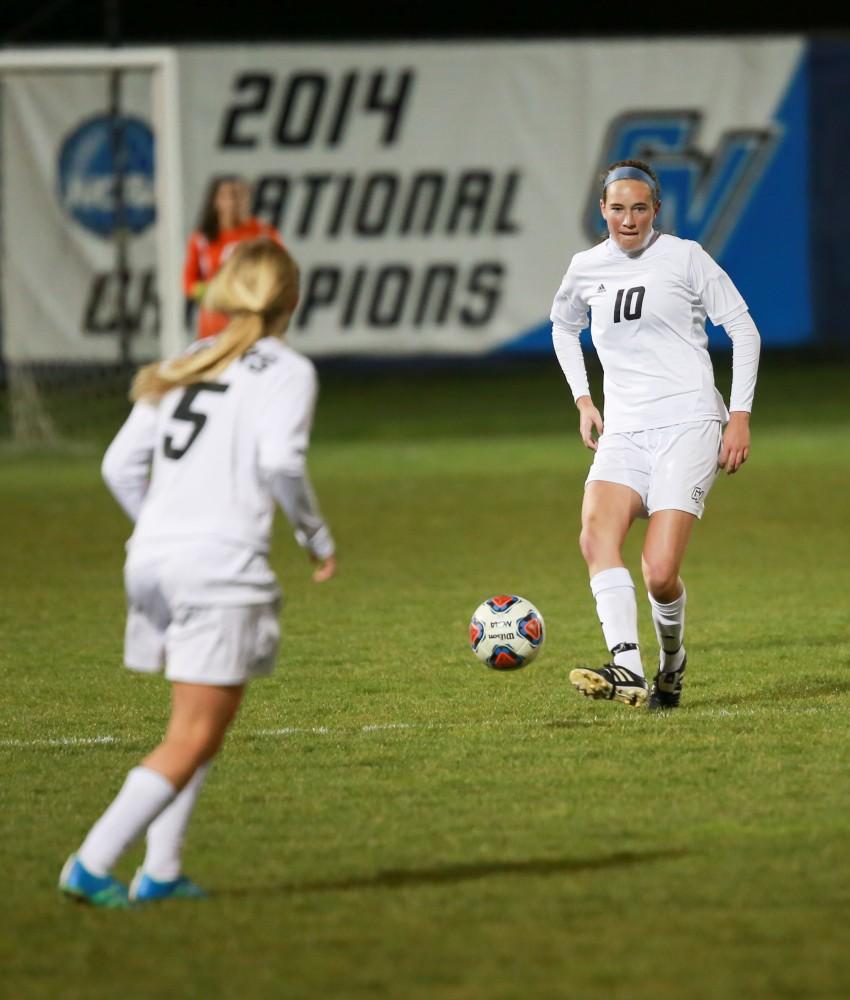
[551,159,760,710]
[60,239,336,907]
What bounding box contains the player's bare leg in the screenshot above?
[60,683,244,906]
[570,482,648,706]
[143,682,244,788]
[579,481,643,578]
[126,682,245,901]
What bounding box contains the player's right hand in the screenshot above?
[576,397,604,451]
[311,554,337,583]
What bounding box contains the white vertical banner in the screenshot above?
[1,70,160,363]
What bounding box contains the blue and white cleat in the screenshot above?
[129,869,208,903]
[59,854,130,909]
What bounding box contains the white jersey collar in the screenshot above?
[606,229,662,260]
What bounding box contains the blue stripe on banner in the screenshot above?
[496,321,597,355]
[706,49,811,349]
[496,319,558,354]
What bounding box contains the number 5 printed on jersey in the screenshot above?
[163,383,229,460]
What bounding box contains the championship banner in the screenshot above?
[1,38,809,363]
[178,39,809,355]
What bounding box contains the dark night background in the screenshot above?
[2,0,850,45]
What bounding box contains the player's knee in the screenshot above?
[171,723,225,767]
[579,520,616,568]
[642,558,679,601]
[578,529,600,568]
[195,725,227,761]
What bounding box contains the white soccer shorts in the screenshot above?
[586,419,723,519]
[123,566,281,686]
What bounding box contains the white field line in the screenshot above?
[0,736,119,748]
[0,704,837,750]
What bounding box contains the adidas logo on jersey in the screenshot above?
[597,283,606,293]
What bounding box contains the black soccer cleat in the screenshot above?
[569,663,648,707]
[648,655,687,711]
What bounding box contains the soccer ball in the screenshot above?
[468,594,545,670]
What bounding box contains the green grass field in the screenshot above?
[2,354,849,1000]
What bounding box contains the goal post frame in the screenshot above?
[0,46,185,359]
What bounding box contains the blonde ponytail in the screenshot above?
[131,238,299,402]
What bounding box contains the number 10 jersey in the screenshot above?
[549,233,749,433]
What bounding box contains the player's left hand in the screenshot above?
[719,411,751,474]
[311,554,337,583]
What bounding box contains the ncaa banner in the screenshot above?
[1,71,160,363]
[1,38,809,363]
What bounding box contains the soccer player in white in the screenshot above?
[59,239,336,907]
[550,159,760,709]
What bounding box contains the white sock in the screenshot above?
[648,586,687,672]
[142,762,211,882]
[590,567,644,677]
[77,766,177,876]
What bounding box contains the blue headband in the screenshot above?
[603,166,658,199]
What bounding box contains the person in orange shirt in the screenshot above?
[183,176,284,339]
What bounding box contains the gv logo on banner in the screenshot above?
[57,114,156,239]
[584,110,780,258]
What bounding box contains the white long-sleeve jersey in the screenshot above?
[101,336,334,605]
[549,233,760,432]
